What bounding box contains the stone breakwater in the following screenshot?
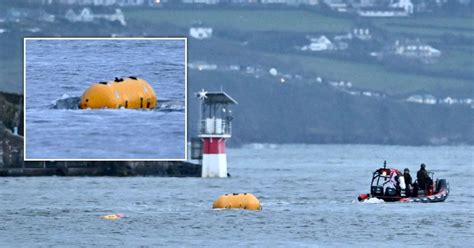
[1,128,200,177]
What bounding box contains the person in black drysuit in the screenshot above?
[403,168,413,197]
[417,163,431,194]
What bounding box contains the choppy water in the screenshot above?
[25,39,185,159]
[1,145,472,246]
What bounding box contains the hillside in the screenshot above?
[0,6,472,145]
[188,71,473,146]
[127,8,474,98]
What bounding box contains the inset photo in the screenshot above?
[24,38,187,160]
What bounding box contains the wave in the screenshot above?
[51,95,184,112]
[243,143,279,150]
[360,197,385,204]
[157,100,185,112]
[51,94,80,109]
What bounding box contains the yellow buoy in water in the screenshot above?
[101,213,124,220]
[79,76,157,109]
[212,193,262,210]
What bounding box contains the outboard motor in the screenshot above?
[399,176,406,197]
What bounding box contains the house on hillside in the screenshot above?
[406,94,437,104]
[65,8,126,26]
[302,35,335,51]
[65,8,93,22]
[333,27,371,42]
[356,0,413,16]
[260,0,318,4]
[293,0,320,5]
[391,39,441,62]
[35,0,147,6]
[352,28,371,40]
[58,0,107,5]
[117,0,146,6]
[260,0,288,3]
[189,24,213,40]
[349,0,378,8]
[226,0,259,4]
[4,8,55,23]
[324,0,349,12]
[390,0,414,14]
[188,61,217,71]
[181,0,219,4]
[357,7,410,17]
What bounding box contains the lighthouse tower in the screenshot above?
[196,89,238,178]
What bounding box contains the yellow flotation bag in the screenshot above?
[212,193,262,211]
[101,213,124,220]
[79,76,157,109]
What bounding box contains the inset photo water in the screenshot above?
[24,38,187,160]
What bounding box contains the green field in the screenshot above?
[2,8,470,96]
[126,9,352,33]
[127,9,474,37]
[375,17,474,37]
[274,53,472,95]
[124,8,474,96]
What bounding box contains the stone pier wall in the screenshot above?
[0,128,201,177]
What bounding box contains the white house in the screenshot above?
[92,0,118,5]
[260,0,288,3]
[117,0,145,6]
[294,0,319,5]
[261,0,319,5]
[390,0,414,14]
[35,0,147,5]
[352,28,371,40]
[65,8,126,26]
[57,0,97,5]
[406,95,423,104]
[441,97,458,105]
[189,26,213,39]
[65,8,94,22]
[324,0,349,12]
[406,94,437,104]
[393,40,441,59]
[351,0,378,8]
[182,0,219,4]
[333,32,352,41]
[302,35,335,51]
[188,61,217,71]
[358,7,410,17]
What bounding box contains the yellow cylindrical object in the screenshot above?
[212,193,262,211]
[101,213,124,220]
[79,77,157,109]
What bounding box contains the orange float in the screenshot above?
[79,76,157,109]
[212,193,262,210]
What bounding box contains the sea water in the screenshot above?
[0,145,472,246]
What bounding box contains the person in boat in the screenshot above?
[417,163,432,194]
[403,168,413,197]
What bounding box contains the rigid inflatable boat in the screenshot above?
[358,162,449,203]
[79,76,157,109]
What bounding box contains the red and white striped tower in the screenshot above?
[196,89,237,178]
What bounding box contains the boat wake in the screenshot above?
[51,95,184,112]
[361,198,385,204]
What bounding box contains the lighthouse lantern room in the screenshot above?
[196,89,237,178]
